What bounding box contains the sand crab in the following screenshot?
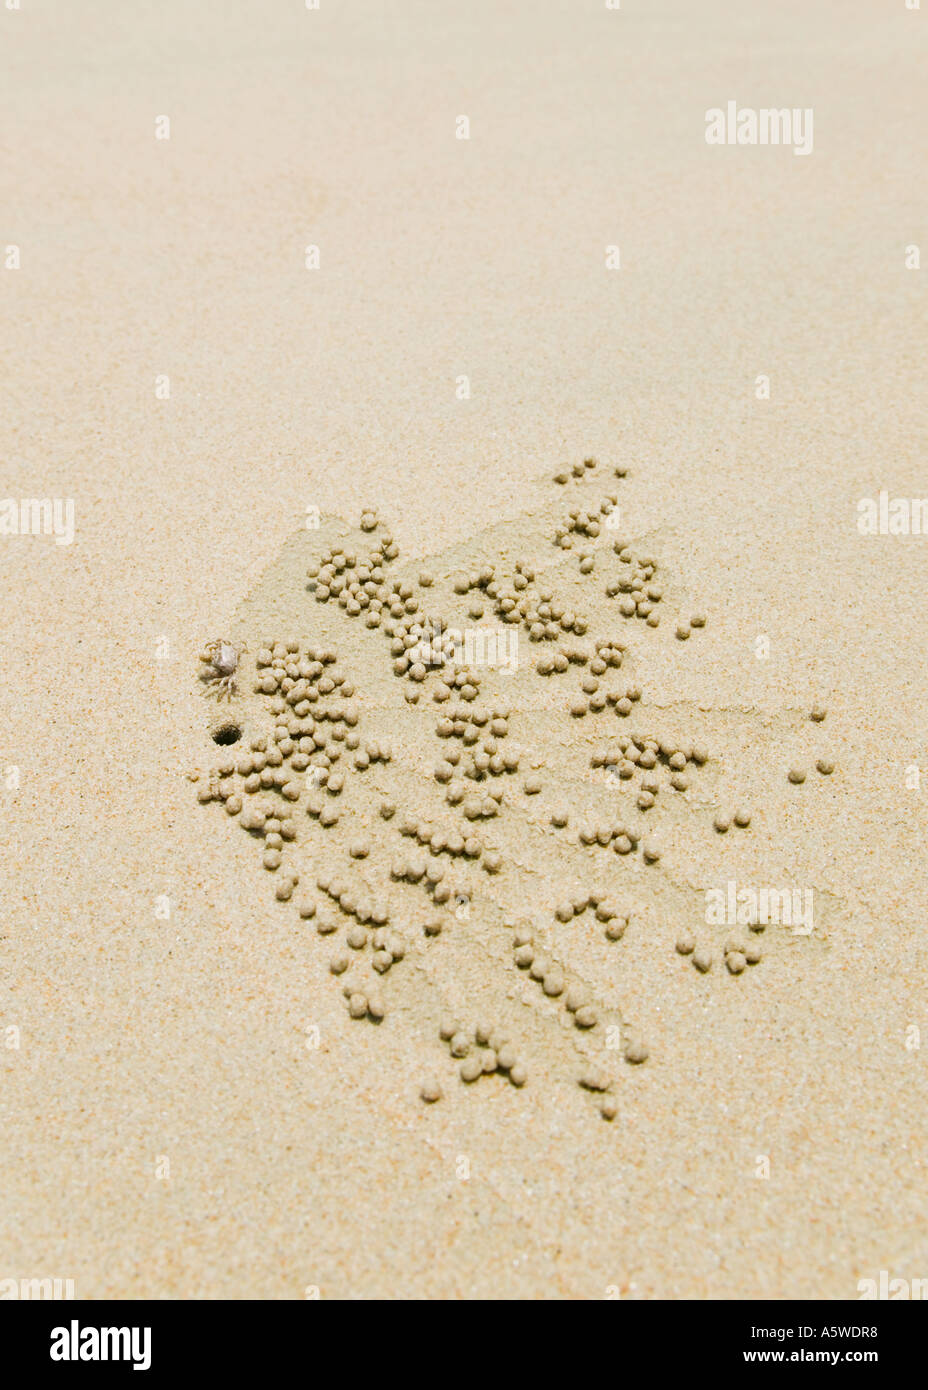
[199,639,244,699]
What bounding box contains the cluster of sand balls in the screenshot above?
[438,556,595,644]
[675,612,707,641]
[438,1018,527,1088]
[435,707,517,784]
[395,813,485,865]
[311,874,405,984]
[568,677,643,718]
[787,706,834,784]
[306,523,403,627]
[578,818,647,857]
[592,735,707,802]
[553,893,628,942]
[788,755,835,783]
[389,834,476,929]
[511,921,597,1025]
[676,931,762,975]
[195,638,389,899]
[712,808,752,833]
[536,638,624,678]
[500,578,590,641]
[552,455,600,484]
[553,493,621,548]
[577,1067,619,1121]
[389,616,485,704]
[606,544,664,626]
[339,981,386,1022]
[314,872,392,930]
[450,563,503,622]
[510,917,646,1114]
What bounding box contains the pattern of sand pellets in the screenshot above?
[192,457,842,1118]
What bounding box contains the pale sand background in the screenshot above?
[1,0,927,1298]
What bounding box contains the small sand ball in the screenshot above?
[419,571,434,587]
[642,839,661,863]
[263,849,282,870]
[420,1079,442,1103]
[675,933,695,955]
[726,951,747,975]
[816,758,834,775]
[810,704,827,722]
[329,953,349,975]
[788,767,806,784]
[574,1005,597,1029]
[508,1063,527,1087]
[624,1039,649,1065]
[460,1056,482,1083]
[348,992,368,1018]
[450,1032,471,1058]
[600,1097,618,1121]
[439,1017,458,1041]
[690,613,707,628]
[564,987,587,1013]
[605,919,626,942]
[298,898,317,919]
[349,837,370,859]
[524,774,542,795]
[692,947,713,973]
[675,623,691,641]
[481,1049,498,1074]
[713,814,730,833]
[551,807,569,828]
[733,808,751,828]
[367,994,385,1021]
[347,925,368,950]
[497,1044,517,1072]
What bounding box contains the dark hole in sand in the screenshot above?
[212,724,242,746]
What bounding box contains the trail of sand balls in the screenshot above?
[193,457,835,1118]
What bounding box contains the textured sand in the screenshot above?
[1,0,926,1299]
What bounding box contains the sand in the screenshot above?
[1,0,926,1300]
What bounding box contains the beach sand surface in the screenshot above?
[1,0,926,1298]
